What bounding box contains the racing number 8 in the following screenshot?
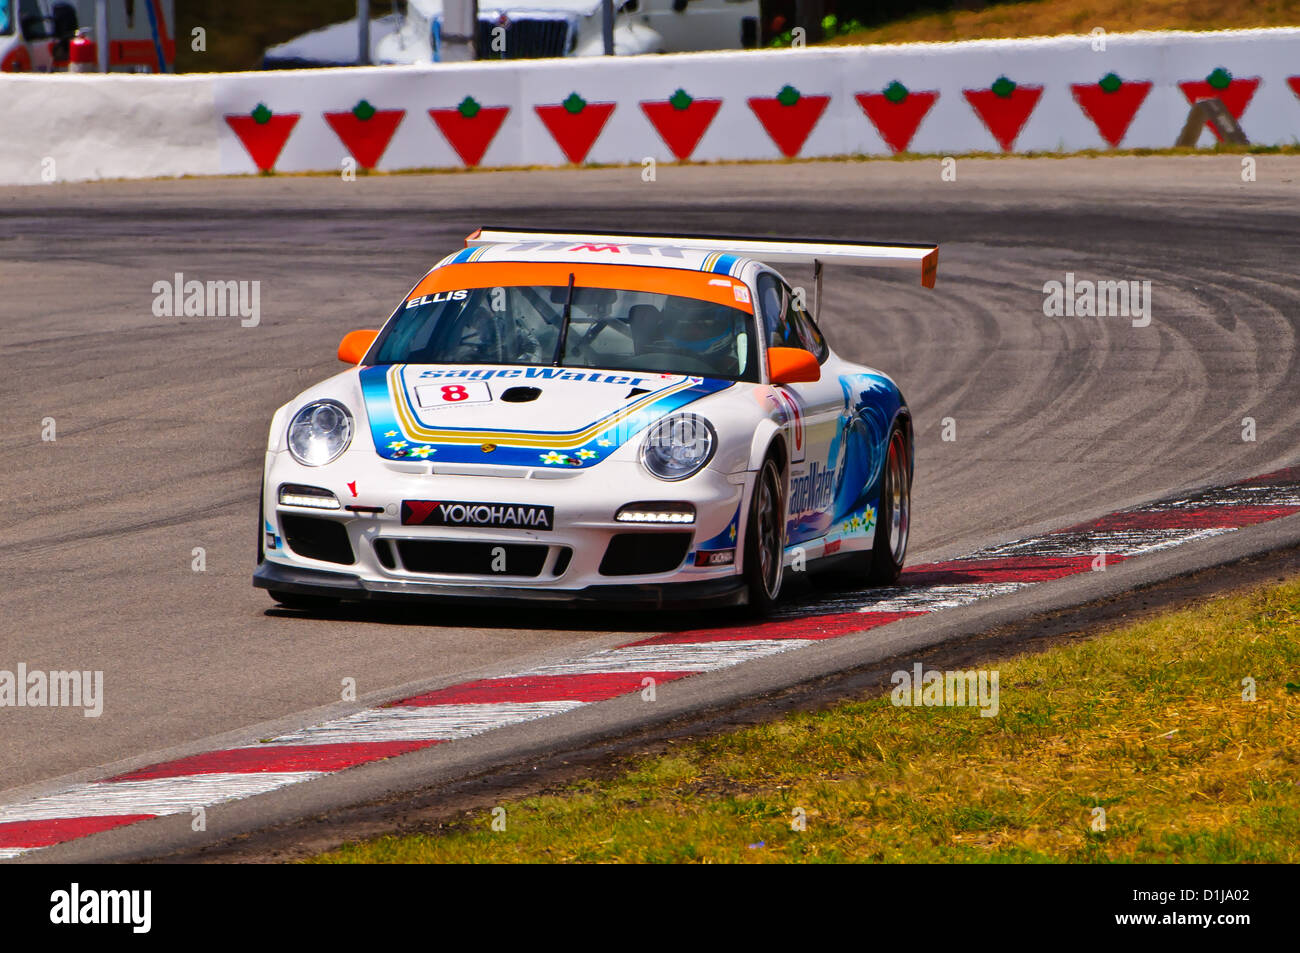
[413,380,491,409]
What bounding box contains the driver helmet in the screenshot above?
[664,296,734,355]
[448,305,501,361]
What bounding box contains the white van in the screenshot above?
[0,0,174,72]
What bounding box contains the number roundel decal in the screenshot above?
[413,381,493,409]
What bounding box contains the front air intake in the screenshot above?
[280,515,355,565]
[598,533,692,577]
[396,540,549,577]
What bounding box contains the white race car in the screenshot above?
[254,228,937,613]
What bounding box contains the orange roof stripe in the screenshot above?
[408,262,754,314]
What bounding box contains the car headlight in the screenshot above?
[640,413,716,481]
[287,400,353,466]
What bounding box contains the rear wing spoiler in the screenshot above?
[465,227,938,289]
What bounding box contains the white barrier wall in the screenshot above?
[3,28,1299,185]
[0,72,220,184]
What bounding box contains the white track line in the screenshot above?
[771,582,1031,617]
[966,526,1235,559]
[263,701,585,746]
[1141,485,1300,509]
[852,582,1031,612]
[513,639,811,676]
[0,772,323,824]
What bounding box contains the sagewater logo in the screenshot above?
[891,663,999,717]
[0,665,103,717]
[151,272,260,327]
[1042,272,1152,327]
[50,884,150,934]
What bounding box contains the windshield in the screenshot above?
[369,267,759,382]
[0,1,13,36]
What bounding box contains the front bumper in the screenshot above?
[253,559,749,609]
[257,452,751,608]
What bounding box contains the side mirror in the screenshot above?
[21,16,51,40]
[767,346,820,385]
[338,329,379,365]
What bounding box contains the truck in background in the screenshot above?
[264,0,758,68]
[0,0,174,72]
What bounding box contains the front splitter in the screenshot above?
[253,559,750,610]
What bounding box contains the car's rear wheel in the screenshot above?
[743,455,785,615]
[867,424,910,585]
[269,591,340,612]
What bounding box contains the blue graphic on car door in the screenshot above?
[785,371,903,546]
[831,373,900,527]
[783,378,840,545]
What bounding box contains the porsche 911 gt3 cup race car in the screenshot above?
[254,227,937,613]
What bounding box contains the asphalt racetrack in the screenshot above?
[2,155,1298,801]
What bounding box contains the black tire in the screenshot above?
[268,590,340,612]
[742,455,785,615]
[867,423,911,585]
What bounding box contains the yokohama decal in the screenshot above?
[402,500,554,530]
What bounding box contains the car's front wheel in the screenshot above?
[743,455,785,615]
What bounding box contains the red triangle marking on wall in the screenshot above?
[1071,81,1152,148]
[855,90,938,154]
[747,95,830,158]
[324,109,406,169]
[225,114,300,172]
[429,106,510,168]
[534,102,616,164]
[963,85,1044,152]
[640,98,722,161]
[1177,77,1260,141]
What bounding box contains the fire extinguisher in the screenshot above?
[68,28,97,73]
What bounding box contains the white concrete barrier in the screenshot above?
[0,73,219,185]
[3,28,1298,186]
